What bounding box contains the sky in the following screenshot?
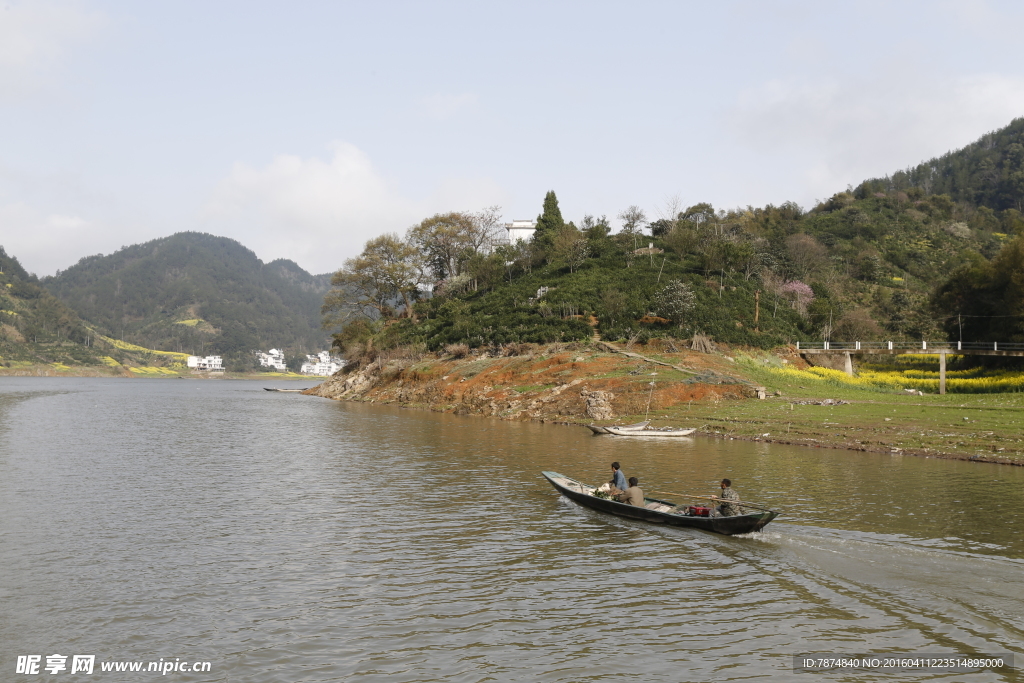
[3,0,1024,277]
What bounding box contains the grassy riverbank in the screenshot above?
[308,341,1024,466]
[644,355,1024,465]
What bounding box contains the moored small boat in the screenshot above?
[542,471,778,535]
[264,388,309,392]
[585,420,650,434]
[603,426,696,437]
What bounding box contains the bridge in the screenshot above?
[795,341,1024,395]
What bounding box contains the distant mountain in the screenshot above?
[0,245,105,366]
[44,232,332,368]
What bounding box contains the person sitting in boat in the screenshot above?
[608,462,628,494]
[615,477,645,506]
[710,478,742,517]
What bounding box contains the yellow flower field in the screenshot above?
[98,335,190,360]
[757,359,1024,394]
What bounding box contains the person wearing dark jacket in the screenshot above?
[710,478,743,516]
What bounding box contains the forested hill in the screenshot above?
[326,121,1024,359]
[0,246,105,366]
[44,232,331,366]
[858,116,1024,215]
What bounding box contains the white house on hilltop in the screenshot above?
[301,351,344,376]
[256,349,287,371]
[504,219,536,244]
[187,355,223,372]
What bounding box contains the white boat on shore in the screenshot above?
[585,420,650,434]
[603,427,696,437]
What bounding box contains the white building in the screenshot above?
[301,350,344,376]
[504,219,537,244]
[256,348,287,371]
[187,355,224,372]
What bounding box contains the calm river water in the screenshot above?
[1,378,1022,682]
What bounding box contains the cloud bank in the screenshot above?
[203,142,505,274]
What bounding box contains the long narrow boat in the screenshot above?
[585,420,650,434]
[603,427,696,437]
[541,471,778,535]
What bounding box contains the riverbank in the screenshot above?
[306,341,1024,466]
[0,362,310,380]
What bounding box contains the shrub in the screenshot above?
[444,343,470,358]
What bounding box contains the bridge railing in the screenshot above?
[795,341,1024,351]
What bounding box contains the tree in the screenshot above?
[533,191,565,251]
[784,233,828,279]
[617,205,648,234]
[405,210,473,280]
[324,233,421,323]
[933,236,1024,341]
[649,219,674,237]
[682,202,715,227]
[580,214,611,239]
[663,224,698,256]
[600,288,627,327]
[652,279,696,330]
[780,280,814,316]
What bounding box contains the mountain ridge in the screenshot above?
[43,232,332,369]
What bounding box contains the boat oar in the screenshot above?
[649,490,776,513]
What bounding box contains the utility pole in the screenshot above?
[754,290,760,332]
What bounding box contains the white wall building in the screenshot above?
[256,348,287,371]
[504,219,537,244]
[301,350,344,376]
[187,355,224,372]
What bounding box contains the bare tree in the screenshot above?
[618,205,648,234]
[784,233,828,280]
[469,205,504,252]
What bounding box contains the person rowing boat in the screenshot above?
[708,478,743,517]
[614,477,644,506]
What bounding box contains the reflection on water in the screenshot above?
[1,378,1022,682]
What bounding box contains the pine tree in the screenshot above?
[534,191,564,251]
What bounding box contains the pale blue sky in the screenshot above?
[3,0,1024,275]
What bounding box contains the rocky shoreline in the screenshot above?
[303,342,755,423]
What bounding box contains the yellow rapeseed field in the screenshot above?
[758,359,1024,394]
[98,335,190,360]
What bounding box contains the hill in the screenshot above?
[858,116,1024,215]
[0,245,107,368]
[44,232,331,370]
[326,119,1024,362]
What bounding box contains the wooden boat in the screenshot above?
[585,420,650,434]
[541,471,778,535]
[263,388,308,392]
[603,426,696,437]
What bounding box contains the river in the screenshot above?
[1,377,1021,682]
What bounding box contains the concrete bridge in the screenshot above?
[795,341,1024,395]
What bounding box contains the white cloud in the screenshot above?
[0,202,103,275]
[203,141,505,274]
[0,1,103,98]
[727,71,1024,202]
[418,92,478,120]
